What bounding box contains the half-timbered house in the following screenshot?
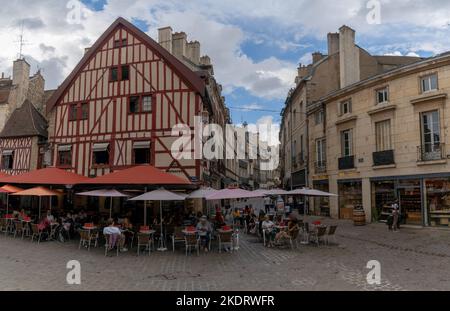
[46,18,210,182]
[0,100,48,175]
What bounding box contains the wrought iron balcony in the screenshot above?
[338,155,355,170]
[373,150,395,166]
[417,143,445,162]
[315,161,327,174]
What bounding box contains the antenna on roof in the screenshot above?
[15,21,29,60]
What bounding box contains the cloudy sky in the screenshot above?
[1,0,450,143]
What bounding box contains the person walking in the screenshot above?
[391,200,400,232]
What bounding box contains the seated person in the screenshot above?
[18,209,27,221]
[247,214,257,234]
[214,211,225,228]
[46,210,55,223]
[196,216,212,252]
[37,216,51,234]
[103,219,127,252]
[275,219,299,244]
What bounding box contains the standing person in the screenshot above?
[392,200,400,232]
[276,195,285,216]
[196,216,212,252]
[264,196,272,214]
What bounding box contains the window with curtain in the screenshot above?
[375,120,392,152]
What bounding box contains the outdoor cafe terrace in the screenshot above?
[0,166,339,256]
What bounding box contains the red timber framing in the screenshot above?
[47,18,206,181]
[0,137,33,175]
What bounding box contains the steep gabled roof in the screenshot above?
[0,100,48,138]
[46,17,205,113]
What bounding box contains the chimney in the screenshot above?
[327,32,340,55]
[12,59,30,108]
[84,47,91,54]
[200,55,211,66]
[312,52,324,64]
[339,25,360,88]
[186,41,201,65]
[172,32,187,59]
[158,26,173,53]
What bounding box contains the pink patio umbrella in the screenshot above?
[76,189,130,219]
[130,188,186,251]
[187,187,218,199]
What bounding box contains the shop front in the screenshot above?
[338,180,362,220]
[371,174,450,228]
[425,178,450,227]
[313,180,330,216]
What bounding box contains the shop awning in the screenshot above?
[133,141,151,149]
[85,165,191,185]
[2,167,90,185]
[92,143,110,152]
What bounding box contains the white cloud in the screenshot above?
[1,0,450,100]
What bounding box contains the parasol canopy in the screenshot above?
[2,168,89,185]
[206,188,265,201]
[12,186,61,197]
[85,165,191,185]
[187,187,218,199]
[76,189,130,198]
[130,188,187,201]
[264,188,290,196]
[288,188,338,197]
[0,184,23,194]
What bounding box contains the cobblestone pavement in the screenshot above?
[1,218,449,291]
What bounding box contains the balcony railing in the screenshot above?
[373,150,395,166]
[338,155,355,170]
[417,143,446,162]
[315,161,327,174]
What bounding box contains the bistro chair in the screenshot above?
[78,229,98,251]
[302,222,310,244]
[13,221,25,239]
[104,234,120,257]
[311,226,327,247]
[0,218,8,235]
[172,227,185,252]
[218,231,233,253]
[184,233,200,256]
[136,233,153,256]
[30,224,43,244]
[326,225,338,245]
[288,225,301,249]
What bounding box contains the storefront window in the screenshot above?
[313,181,329,216]
[372,181,396,222]
[338,181,362,219]
[426,179,450,227]
[397,179,422,225]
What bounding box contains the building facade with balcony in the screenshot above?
[308,51,450,228]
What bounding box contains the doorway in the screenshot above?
[397,186,422,225]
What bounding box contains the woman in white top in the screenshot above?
[262,216,275,247]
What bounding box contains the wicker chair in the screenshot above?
[185,234,200,256]
[13,221,25,239]
[326,225,338,245]
[104,233,120,257]
[311,226,327,247]
[30,224,43,244]
[78,230,98,251]
[137,233,154,256]
[171,227,185,252]
[218,231,233,253]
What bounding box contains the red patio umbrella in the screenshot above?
[3,168,90,186]
[0,185,24,215]
[12,186,61,219]
[85,165,191,185]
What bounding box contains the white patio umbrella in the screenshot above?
[206,188,264,201]
[130,188,186,251]
[288,188,338,197]
[288,188,338,217]
[187,187,218,199]
[264,188,290,196]
[77,189,130,219]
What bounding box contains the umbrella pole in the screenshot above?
[6,193,9,215]
[110,197,113,219]
[158,200,167,251]
[39,197,42,219]
[144,187,148,226]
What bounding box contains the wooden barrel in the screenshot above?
[353,209,366,226]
